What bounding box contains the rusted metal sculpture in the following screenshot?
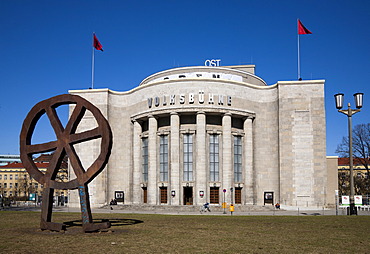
[20,94,113,232]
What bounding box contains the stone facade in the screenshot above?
[68,65,335,208]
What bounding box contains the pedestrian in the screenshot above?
[204,202,211,212]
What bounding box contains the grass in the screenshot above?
[0,211,369,253]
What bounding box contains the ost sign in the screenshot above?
[205,59,221,67]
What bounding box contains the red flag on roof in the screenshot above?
[93,33,103,51]
[298,19,312,35]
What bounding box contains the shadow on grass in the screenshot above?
[63,218,144,229]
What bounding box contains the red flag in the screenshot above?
[298,19,312,35]
[93,33,103,51]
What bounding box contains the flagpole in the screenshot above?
[91,33,95,89]
[91,33,103,89]
[297,19,301,81]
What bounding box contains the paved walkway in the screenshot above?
[79,207,370,216]
[3,205,370,216]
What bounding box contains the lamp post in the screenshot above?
[334,92,364,215]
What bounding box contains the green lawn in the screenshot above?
[0,211,369,253]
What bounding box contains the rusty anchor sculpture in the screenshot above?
[20,94,113,232]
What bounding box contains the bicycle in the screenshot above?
[200,203,211,213]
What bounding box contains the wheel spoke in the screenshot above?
[65,104,86,135]
[69,127,102,145]
[26,141,58,155]
[65,144,85,179]
[46,106,64,138]
[44,146,64,180]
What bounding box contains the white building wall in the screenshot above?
[68,66,328,209]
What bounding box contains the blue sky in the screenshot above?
[1,0,369,155]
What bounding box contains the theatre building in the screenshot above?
[69,64,335,208]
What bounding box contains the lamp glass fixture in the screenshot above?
[353,93,364,109]
[334,93,344,109]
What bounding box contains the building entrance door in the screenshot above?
[183,187,193,205]
[235,187,242,204]
[142,187,147,203]
[210,187,220,204]
[160,187,168,204]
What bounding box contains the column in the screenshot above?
[170,112,180,205]
[222,113,232,204]
[148,115,157,205]
[195,111,206,205]
[244,117,254,204]
[132,120,142,204]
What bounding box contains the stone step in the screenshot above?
[103,204,277,212]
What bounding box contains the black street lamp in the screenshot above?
[334,92,364,215]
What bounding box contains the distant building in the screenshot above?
[337,157,370,200]
[338,157,370,178]
[69,64,336,209]
[0,154,21,166]
[0,154,67,202]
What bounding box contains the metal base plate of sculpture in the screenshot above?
[20,94,113,232]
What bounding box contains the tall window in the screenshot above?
[159,135,169,182]
[234,136,242,182]
[183,134,193,181]
[142,137,148,182]
[209,134,219,181]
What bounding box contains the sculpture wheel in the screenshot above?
[20,94,113,232]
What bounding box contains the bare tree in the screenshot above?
[336,123,370,195]
[338,171,369,196]
[338,172,349,196]
[13,181,22,200]
[16,174,36,201]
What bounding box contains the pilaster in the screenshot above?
[170,112,180,205]
[132,120,142,204]
[244,117,254,204]
[222,113,232,204]
[148,115,157,205]
[195,111,206,205]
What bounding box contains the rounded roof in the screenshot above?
[139,66,267,87]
